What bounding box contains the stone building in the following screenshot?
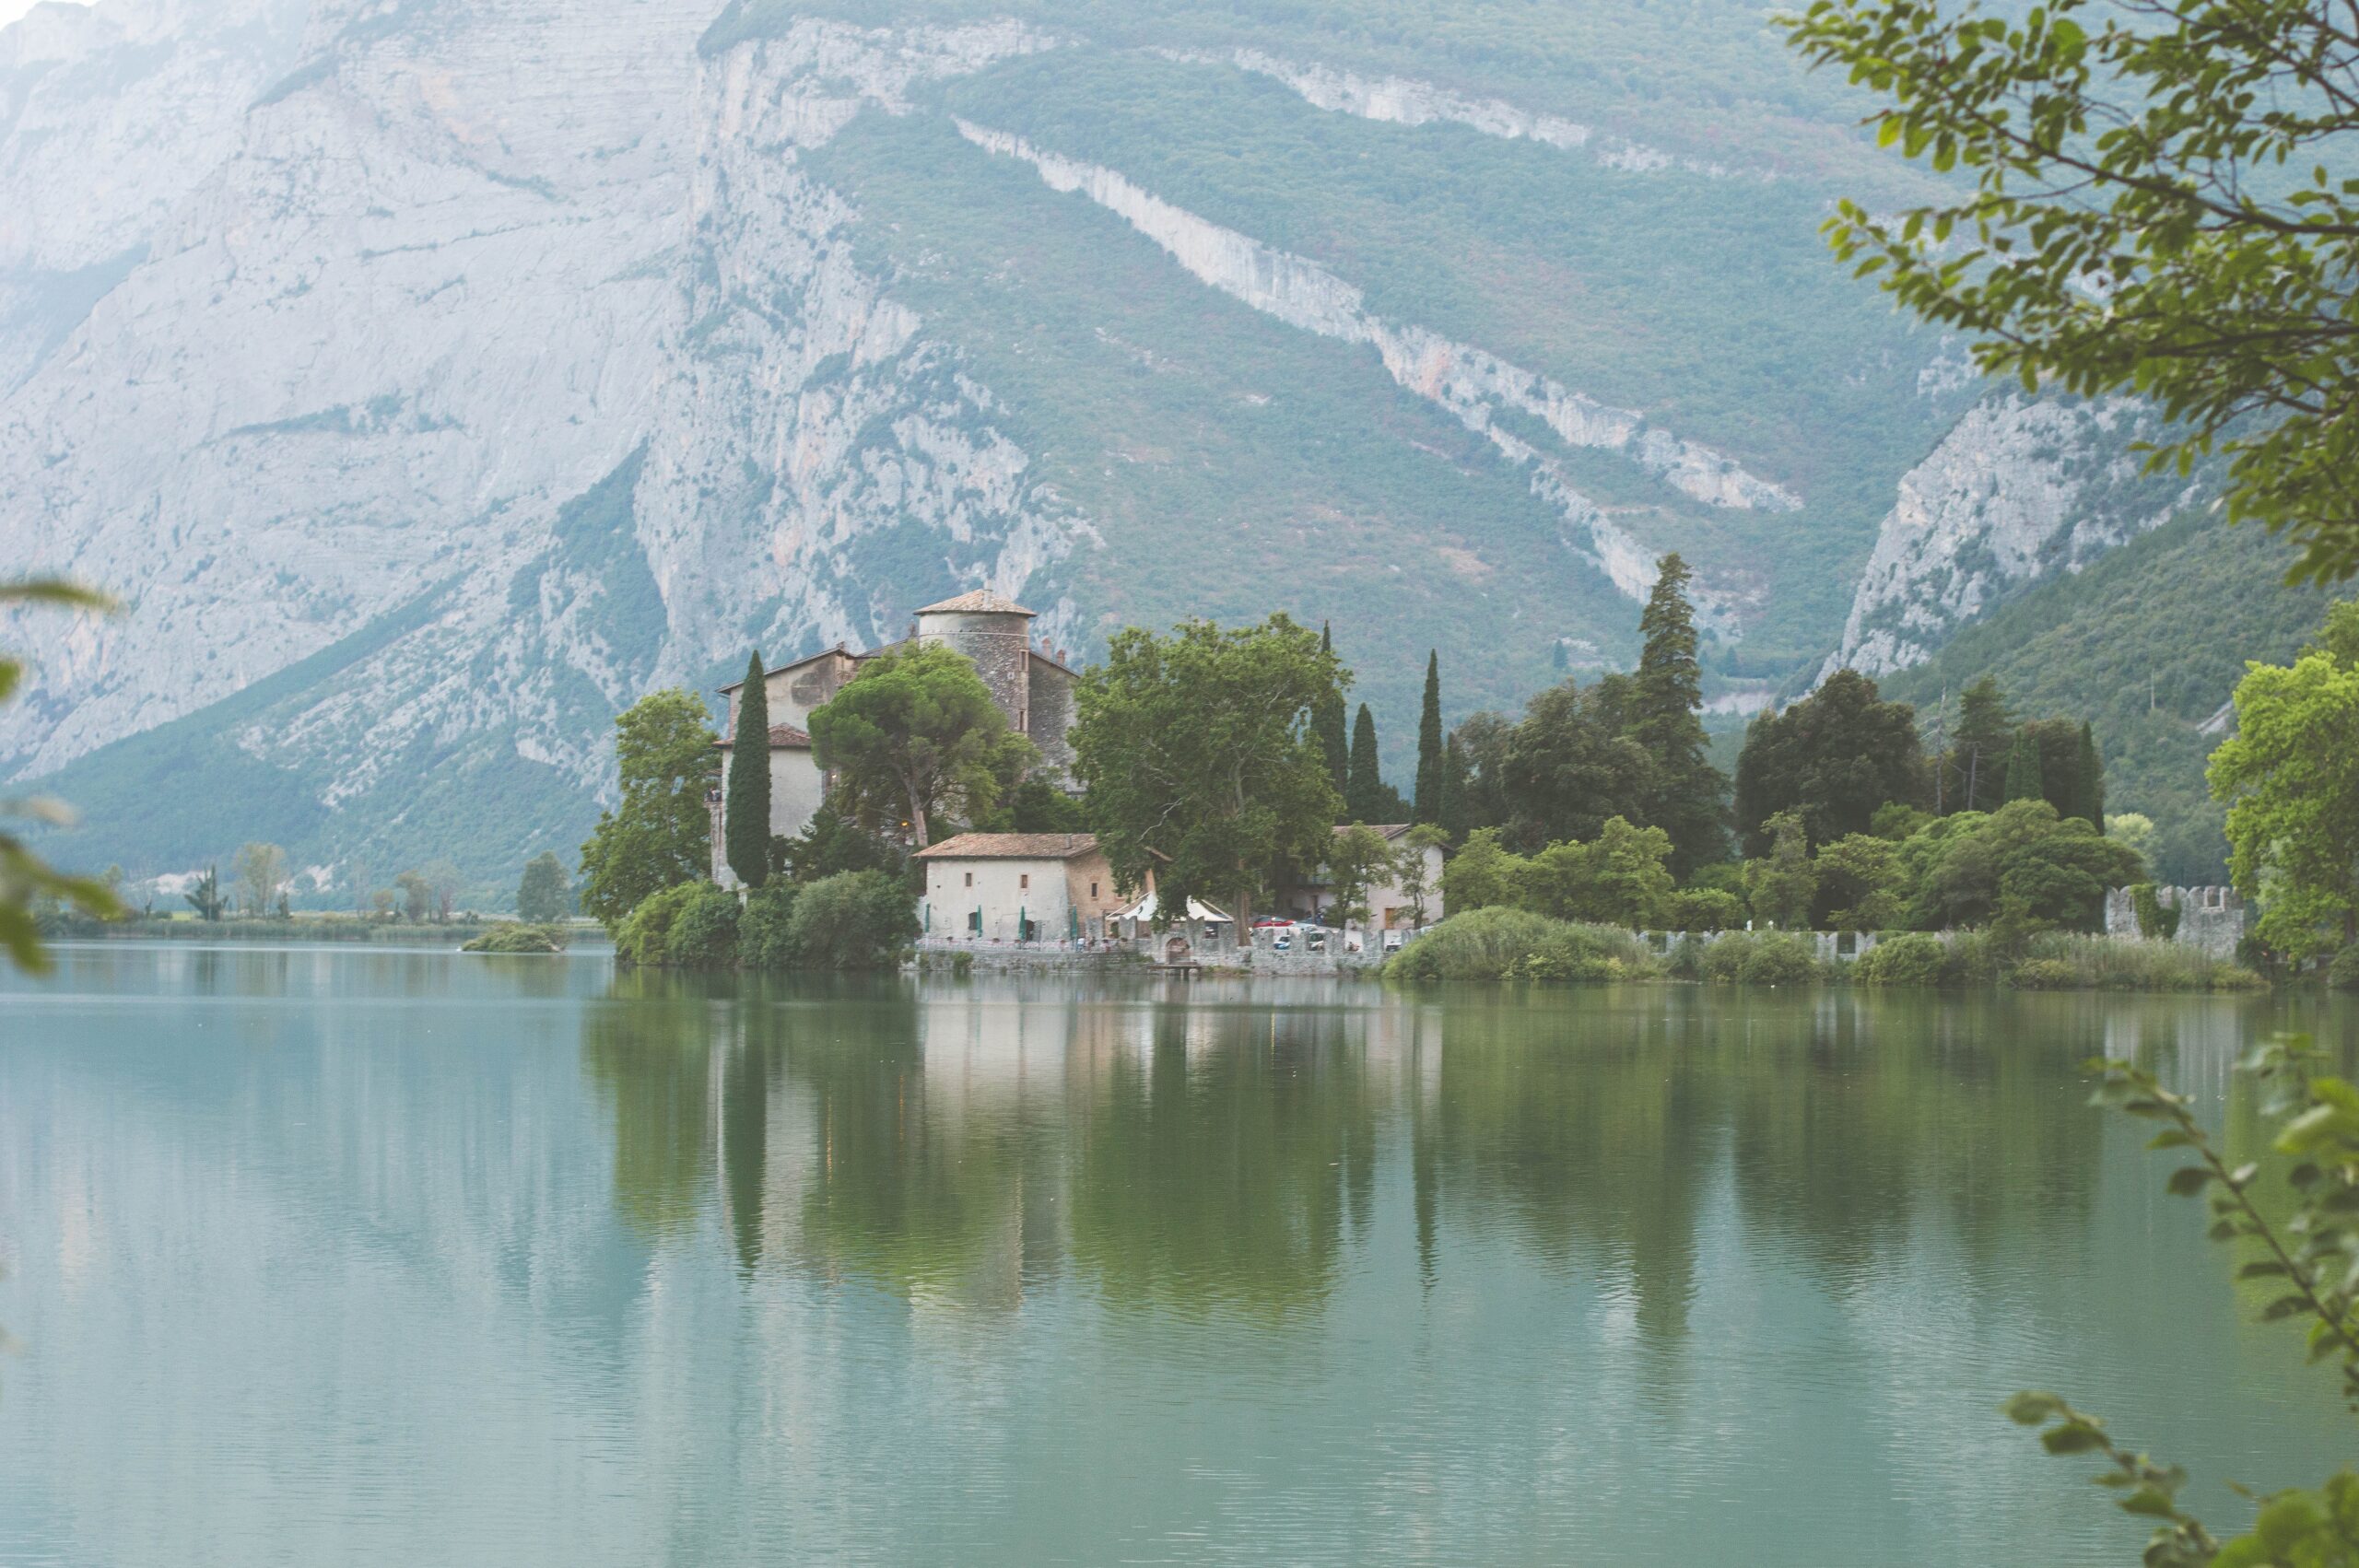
[710,591,1079,886]
[1283,825,1447,934]
[914,832,1126,943]
[2102,883,2249,960]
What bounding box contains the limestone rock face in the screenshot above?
[0,1,1089,859]
[1822,394,2198,682]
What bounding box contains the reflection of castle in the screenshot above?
[709,591,1081,886]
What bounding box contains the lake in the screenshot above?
[1,943,2353,1565]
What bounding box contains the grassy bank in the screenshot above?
[1389,910,2269,992]
[41,917,608,946]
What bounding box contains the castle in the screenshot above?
[709,591,1079,886]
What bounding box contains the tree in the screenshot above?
[2210,608,2359,957]
[979,778,1088,835]
[2076,721,2105,830]
[579,688,719,927]
[807,640,1033,848]
[1393,824,1449,929]
[394,869,432,924]
[1315,623,1351,804]
[1438,733,1469,841]
[725,651,773,888]
[1413,651,1445,825]
[1813,833,1907,930]
[233,842,288,918]
[2002,727,2045,804]
[422,859,464,922]
[1501,676,1652,850]
[185,865,228,923]
[0,579,119,971]
[1441,827,1521,915]
[1346,704,1386,823]
[1743,811,1818,929]
[1782,0,2359,585]
[1451,712,1516,835]
[1910,800,2143,937]
[1326,825,1396,930]
[1733,669,1925,855]
[1586,816,1676,929]
[2106,813,2156,859]
[517,852,572,923]
[1629,554,1728,875]
[1072,614,1342,943]
[777,801,904,886]
[1948,677,2013,815]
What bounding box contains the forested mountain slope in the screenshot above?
[0,0,2174,892]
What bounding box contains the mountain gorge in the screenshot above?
[0,0,2269,892]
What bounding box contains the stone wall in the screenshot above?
[1027,656,1077,781]
[2103,885,2248,960]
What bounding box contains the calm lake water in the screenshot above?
[2,944,2354,1566]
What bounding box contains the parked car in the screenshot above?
[1381,930,1405,953]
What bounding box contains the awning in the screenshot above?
[1110,893,1233,924]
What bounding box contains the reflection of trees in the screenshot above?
[1064,1004,1379,1315]
[1433,992,1714,1344]
[581,968,726,1239]
[1721,992,2105,1277]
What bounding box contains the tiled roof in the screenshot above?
[915,590,1036,616]
[914,832,1098,860]
[714,724,813,749]
[717,645,852,692]
[1334,823,1414,840]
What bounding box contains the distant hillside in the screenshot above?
[1879,512,2335,883]
[0,0,2126,898]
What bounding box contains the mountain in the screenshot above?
[1,0,2117,897]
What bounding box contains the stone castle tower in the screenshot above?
[913,590,1037,734]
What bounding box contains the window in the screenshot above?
[1090,882,1098,899]
[1019,872,1029,890]
[964,871,973,888]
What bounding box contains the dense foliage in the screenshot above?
[578,689,718,927]
[516,851,572,923]
[1782,0,2359,585]
[1073,614,1343,933]
[460,923,568,954]
[1385,907,1658,984]
[1733,668,1924,854]
[1,580,120,971]
[806,641,1033,847]
[2210,603,2359,960]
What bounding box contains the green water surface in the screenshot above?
[1,943,2353,1565]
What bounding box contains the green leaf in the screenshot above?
[2166,1165,2217,1197]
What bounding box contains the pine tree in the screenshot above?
[2077,721,2105,828]
[1347,703,1384,822]
[1628,554,1727,875]
[1951,677,2013,813]
[726,651,772,888]
[1315,623,1350,807]
[2003,727,2045,803]
[1413,650,1444,825]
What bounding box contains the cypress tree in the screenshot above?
[1347,703,1384,822]
[1413,650,1444,825]
[1439,732,1468,841]
[1629,554,1726,875]
[2077,721,2105,828]
[2002,727,2044,804]
[1315,623,1350,807]
[726,651,772,887]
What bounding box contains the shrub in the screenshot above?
[460,922,567,954]
[1853,931,1949,988]
[2330,943,2359,992]
[2129,883,2183,942]
[1697,930,1757,983]
[1666,934,1709,979]
[786,871,917,971]
[1738,931,1821,987]
[2009,932,2268,992]
[2007,957,2081,990]
[1663,887,1744,932]
[739,883,802,969]
[615,881,739,968]
[1387,907,1654,983]
[666,882,742,968]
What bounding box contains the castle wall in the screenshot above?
[917,610,1032,731]
[1027,658,1076,781]
[2101,884,2248,959]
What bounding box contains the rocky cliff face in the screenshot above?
[1,3,1095,873]
[1,0,2144,887]
[1822,394,2202,682]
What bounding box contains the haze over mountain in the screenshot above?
[1,0,2298,893]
